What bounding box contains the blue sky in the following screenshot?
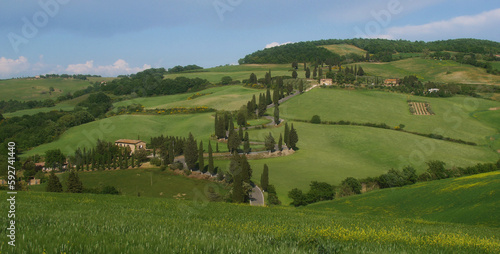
[0,0,499,78]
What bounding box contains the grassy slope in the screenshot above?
[166,64,302,83]
[350,58,500,84]
[29,168,227,200]
[1,191,498,253]
[215,122,498,205]
[113,85,263,111]
[320,44,366,56]
[0,78,92,101]
[21,113,217,157]
[3,94,90,118]
[280,88,500,145]
[308,171,500,227]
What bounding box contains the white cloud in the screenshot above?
[265,42,293,49]
[379,8,500,40]
[0,56,30,78]
[65,59,152,76]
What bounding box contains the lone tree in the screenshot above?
[46,171,63,192]
[208,141,215,175]
[184,133,198,170]
[310,115,321,124]
[292,70,298,79]
[265,132,276,152]
[66,171,83,193]
[261,164,269,191]
[198,140,205,172]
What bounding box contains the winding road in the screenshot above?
[249,185,264,206]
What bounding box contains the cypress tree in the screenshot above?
[318,67,323,79]
[261,164,269,192]
[265,132,276,152]
[46,171,63,192]
[184,133,198,170]
[168,141,175,164]
[298,79,304,93]
[284,122,290,147]
[240,154,252,183]
[243,132,250,154]
[305,67,311,79]
[208,141,215,175]
[198,140,205,172]
[131,153,135,168]
[258,94,267,117]
[273,87,280,105]
[227,129,240,153]
[238,126,244,141]
[289,124,299,149]
[216,142,219,153]
[274,105,280,125]
[266,88,272,105]
[251,95,257,111]
[232,173,245,203]
[313,67,317,78]
[278,133,283,151]
[66,171,83,193]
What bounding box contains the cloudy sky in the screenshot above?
[0,0,499,79]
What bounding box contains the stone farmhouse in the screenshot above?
[383,79,400,86]
[115,139,147,153]
[320,79,333,86]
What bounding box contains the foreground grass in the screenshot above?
[0,191,499,253]
[308,171,500,227]
[29,168,227,200]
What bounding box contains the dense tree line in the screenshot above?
[0,99,56,113]
[41,74,101,80]
[239,42,341,64]
[0,110,94,151]
[167,65,204,73]
[288,181,336,207]
[239,38,500,65]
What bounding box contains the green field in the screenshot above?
[1,191,498,253]
[308,171,500,227]
[320,44,366,56]
[29,168,227,200]
[21,113,217,157]
[215,121,499,205]
[350,58,500,84]
[113,85,263,111]
[166,64,302,83]
[0,78,92,101]
[3,94,90,118]
[280,88,500,145]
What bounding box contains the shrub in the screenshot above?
[310,115,321,124]
[341,177,362,195]
[150,157,162,167]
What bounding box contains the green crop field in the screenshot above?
[349,58,500,84]
[21,113,218,157]
[113,85,263,111]
[215,121,499,205]
[29,168,227,200]
[320,44,366,56]
[308,171,500,227]
[280,88,500,145]
[166,64,302,83]
[0,78,92,101]
[1,191,498,253]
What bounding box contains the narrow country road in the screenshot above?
[249,185,264,206]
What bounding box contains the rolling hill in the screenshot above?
[308,171,500,227]
[0,78,93,101]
